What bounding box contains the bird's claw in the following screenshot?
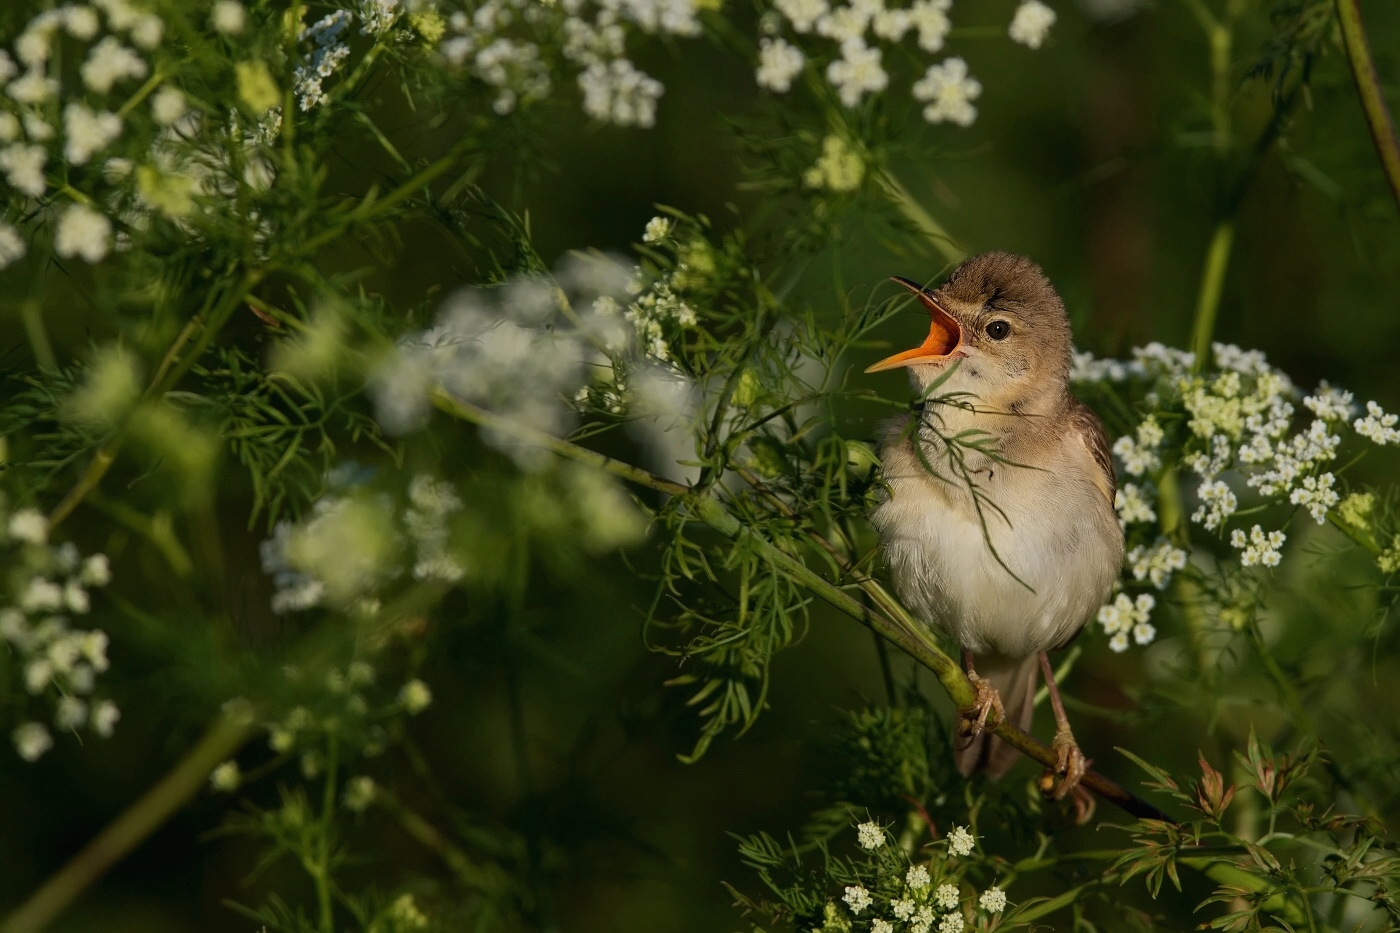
[955,672,1005,750]
[1042,725,1088,801]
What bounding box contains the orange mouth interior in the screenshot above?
[864,276,963,373]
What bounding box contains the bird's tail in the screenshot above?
[953,655,1038,779]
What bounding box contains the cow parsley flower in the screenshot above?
[8,508,48,545]
[13,722,53,761]
[1289,472,1338,523]
[579,59,664,127]
[63,103,122,165]
[0,223,26,269]
[891,898,916,920]
[150,86,187,125]
[1008,0,1056,49]
[907,0,952,51]
[947,824,975,856]
[856,820,884,850]
[979,886,1007,913]
[843,885,872,914]
[1127,540,1187,589]
[871,921,894,933]
[1114,482,1156,527]
[7,68,60,104]
[1098,592,1154,652]
[54,204,113,263]
[296,11,354,110]
[826,39,888,108]
[400,678,432,713]
[212,0,247,34]
[210,760,241,791]
[82,37,148,93]
[1303,382,1354,422]
[756,37,804,92]
[906,864,931,889]
[938,915,964,933]
[803,134,864,191]
[933,883,959,909]
[1112,416,1163,476]
[776,0,829,32]
[343,775,377,811]
[1355,401,1400,445]
[1191,479,1237,531]
[910,905,935,933]
[1230,525,1285,568]
[912,57,981,126]
[642,216,673,243]
[1,143,48,196]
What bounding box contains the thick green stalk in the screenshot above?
[1335,0,1400,214]
[1,713,256,933]
[438,396,1170,822]
[1189,221,1234,369]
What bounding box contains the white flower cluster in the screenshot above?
[262,489,400,614]
[441,0,701,125]
[837,820,995,933]
[1126,539,1187,589]
[295,11,355,110]
[1097,591,1155,652]
[405,475,465,582]
[757,0,1056,126]
[2,508,118,761]
[1230,524,1285,568]
[1111,416,1163,477]
[1114,482,1156,527]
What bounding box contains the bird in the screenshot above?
[865,252,1123,799]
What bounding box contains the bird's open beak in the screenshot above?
[864,276,964,373]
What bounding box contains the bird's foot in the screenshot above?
[955,672,1005,750]
[1041,725,1088,801]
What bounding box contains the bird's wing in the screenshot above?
[1067,397,1116,506]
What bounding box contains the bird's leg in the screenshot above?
[957,650,1005,749]
[1038,651,1088,800]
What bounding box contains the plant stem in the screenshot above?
[437,396,1171,822]
[1189,221,1234,369]
[1335,0,1400,214]
[0,712,256,933]
[877,169,967,266]
[18,300,55,369]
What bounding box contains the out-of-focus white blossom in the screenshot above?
[296,11,354,110]
[212,0,247,34]
[1008,0,1056,48]
[1191,479,1237,531]
[344,775,377,810]
[0,223,26,269]
[1127,540,1187,590]
[82,36,148,93]
[579,59,664,127]
[400,678,433,713]
[1355,401,1400,445]
[63,103,122,165]
[54,204,113,263]
[643,215,673,243]
[210,760,241,791]
[1,144,48,196]
[14,722,53,761]
[8,508,48,545]
[150,86,188,125]
[912,56,980,126]
[777,0,830,33]
[1114,482,1156,527]
[803,134,864,191]
[756,37,805,92]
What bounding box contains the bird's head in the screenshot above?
[865,251,1073,413]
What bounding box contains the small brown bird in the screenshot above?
[866,252,1123,798]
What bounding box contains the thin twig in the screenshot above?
[1335,0,1400,214]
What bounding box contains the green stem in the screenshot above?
[316,736,339,933]
[0,712,256,933]
[1335,0,1400,214]
[1189,221,1235,369]
[437,396,1171,822]
[18,300,55,369]
[876,169,967,266]
[1247,621,1315,735]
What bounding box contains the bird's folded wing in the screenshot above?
[1067,398,1116,506]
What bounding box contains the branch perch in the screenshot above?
[433,392,1172,823]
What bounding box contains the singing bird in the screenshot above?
[866,252,1123,798]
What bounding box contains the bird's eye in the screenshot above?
[985,320,1011,341]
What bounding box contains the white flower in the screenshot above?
[82,37,148,93]
[56,696,88,730]
[63,103,122,165]
[0,51,14,84]
[1109,630,1129,651]
[1112,417,1164,477]
[872,8,909,40]
[64,581,90,614]
[1230,524,1285,568]
[131,13,164,49]
[1355,401,1400,445]
[843,885,872,914]
[933,883,959,909]
[913,57,981,127]
[1114,482,1156,527]
[1133,621,1156,645]
[826,39,888,108]
[1191,479,1237,531]
[25,658,54,693]
[910,905,935,933]
[979,886,1007,913]
[0,223,25,269]
[210,760,241,791]
[358,0,401,35]
[947,824,975,856]
[212,0,247,34]
[872,921,894,933]
[0,112,18,143]
[906,864,931,889]
[856,820,884,850]
[400,678,432,713]
[642,216,672,243]
[1008,0,1056,48]
[1097,592,1155,645]
[91,699,120,737]
[343,775,377,811]
[55,204,113,264]
[1127,540,1188,589]
[891,898,916,920]
[7,508,48,545]
[1303,382,1354,422]
[804,134,864,191]
[756,37,804,93]
[14,722,53,761]
[21,578,64,613]
[578,59,664,127]
[1,143,48,197]
[908,0,952,51]
[150,86,187,125]
[7,69,60,104]
[1289,472,1338,524]
[82,554,112,586]
[65,6,102,39]
[938,914,964,933]
[776,0,829,31]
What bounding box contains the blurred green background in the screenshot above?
[4,2,1400,930]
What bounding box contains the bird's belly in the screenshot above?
[872,473,1118,658]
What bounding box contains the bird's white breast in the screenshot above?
[870,415,1122,659]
